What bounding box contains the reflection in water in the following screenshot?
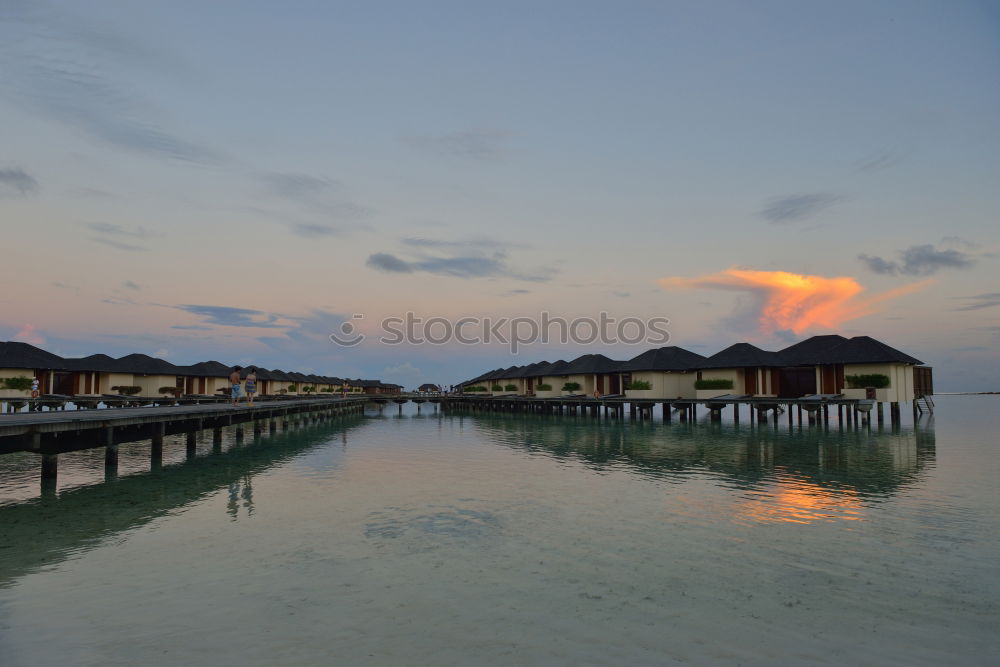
[468,413,935,525]
[0,417,365,587]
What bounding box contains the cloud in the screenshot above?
[382,361,422,385]
[260,172,337,199]
[955,293,1000,312]
[83,222,160,238]
[758,193,843,224]
[854,150,901,173]
[0,168,39,197]
[0,3,217,163]
[13,323,45,346]
[502,289,531,296]
[171,324,212,331]
[90,237,149,252]
[401,236,526,250]
[859,244,976,276]
[122,280,140,290]
[659,268,930,336]
[404,129,510,161]
[176,305,286,328]
[612,291,631,298]
[366,251,553,282]
[84,222,161,251]
[290,223,341,239]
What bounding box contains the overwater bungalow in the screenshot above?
[544,354,625,396]
[62,353,127,396]
[0,342,67,397]
[176,360,236,396]
[527,360,571,397]
[808,336,928,403]
[773,335,849,397]
[619,346,707,399]
[695,343,785,399]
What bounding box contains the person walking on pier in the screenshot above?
[230,366,243,407]
[245,368,257,407]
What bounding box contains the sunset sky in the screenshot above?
[2,1,998,390]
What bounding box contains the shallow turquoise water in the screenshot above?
[0,396,997,665]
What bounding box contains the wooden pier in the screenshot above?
[0,397,368,481]
[436,394,920,429]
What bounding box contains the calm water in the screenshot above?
[0,396,997,665]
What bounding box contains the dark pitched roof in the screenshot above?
[561,354,624,374]
[495,365,525,379]
[267,368,294,381]
[524,360,571,377]
[812,336,923,365]
[114,353,180,375]
[700,343,784,369]
[64,353,121,372]
[0,342,67,370]
[418,383,441,392]
[777,335,849,365]
[178,360,233,377]
[619,346,707,372]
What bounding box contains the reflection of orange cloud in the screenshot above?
[738,482,863,525]
[660,268,930,334]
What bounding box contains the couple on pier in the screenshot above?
[229,366,257,407]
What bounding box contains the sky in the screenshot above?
[1,0,998,390]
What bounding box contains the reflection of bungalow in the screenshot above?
[809,336,928,403]
[0,342,67,397]
[177,361,233,396]
[696,343,784,398]
[552,354,625,396]
[620,346,707,399]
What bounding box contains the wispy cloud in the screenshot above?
[122,280,140,290]
[404,129,510,161]
[290,223,341,239]
[401,236,526,250]
[176,305,286,328]
[859,244,976,276]
[854,150,902,173]
[366,251,553,282]
[758,193,843,224]
[0,167,39,197]
[84,222,161,251]
[955,293,1000,312]
[91,237,148,252]
[0,3,217,163]
[260,172,337,199]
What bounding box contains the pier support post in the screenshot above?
[269,420,277,434]
[212,427,223,453]
[104,426,118,468]
[733,403,739,424]
[186,430,197,457]
[663,403,672,423]
[877,402,884,426]
[41,453,58,480]
[253,421,262,436]
[890,402,900,427]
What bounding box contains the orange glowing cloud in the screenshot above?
[659,268,930,334]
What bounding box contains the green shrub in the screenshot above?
[287,384,298,392]
[321,387,333,392]
[111,385,142,396]
[491,385,503,391]
[536,383,552,391]
[561,381,581,392]
[845,374,890,389]
[158,386,178,395]
[465,385,487,392]
[503,384,517,392]
[301,385,315,393]
[626,380,652,390]
[2,376,34,392]
[695,379,734,390]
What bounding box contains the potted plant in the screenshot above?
[503,384,518,392]
[695,378,734,399]
[561,381,581,394]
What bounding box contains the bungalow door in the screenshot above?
[745,368,758,395]
[596,375,605,394]
[527,378,533,394]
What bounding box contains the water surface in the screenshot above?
[0,396,997,665]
